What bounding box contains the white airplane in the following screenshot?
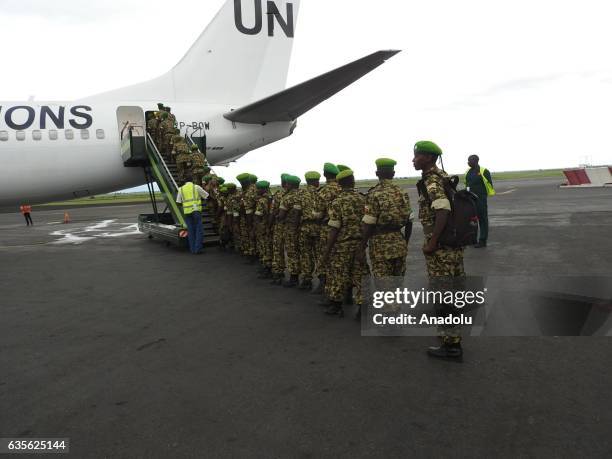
[0,0,398,208]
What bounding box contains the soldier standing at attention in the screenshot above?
[319,169,366,317]
[296,171,322,290]
[270,174,290,285]
[225,183,239,251]
[217,185,230,250]
[244,174,259,262]
[278,175,302,287]
[190,144,207,186]
[413,140,465,360]
[254,180,273,277]
[360,158,413,276]
[312,163,341,294]
[465,154,495,248]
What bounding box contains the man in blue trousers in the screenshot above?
[176,173,209,254]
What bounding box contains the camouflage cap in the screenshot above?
[414,140,442,156]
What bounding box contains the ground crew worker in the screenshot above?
[254,181,273,277]
[20,204,33,226]
[313,163,342,294]
[159,111,175,156]
[413,140,465,360]
[319,169,366,317]
[278,175,302,287]
[270,174,290,285]
[176,173,209,255]
[360,158,413,276]
[296,171,322,290]
[174,139,192,184]
[466,154,495,248]
[190,144,207,186]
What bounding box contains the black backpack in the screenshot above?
[417,172,479,248]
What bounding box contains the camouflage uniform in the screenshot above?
[279,188,302,276]
[270,189,287,277]
[298,184,322,282]
[317,180,342,276]
[326,189,367,304]
[254,192,273,267]
[147,112,161,147]
[190,149,207,186]
[418,165,465,343]
[174,143,192,184]
[239,184,258,256]
[228,191,242,251]
[160,117,175,156]
[363,179,412,276]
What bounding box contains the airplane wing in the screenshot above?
[223,50,400,124]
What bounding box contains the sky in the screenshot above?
[1,0,612,190]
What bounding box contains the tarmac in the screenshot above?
[1,177,611,457]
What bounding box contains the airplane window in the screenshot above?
[32,130,42,141]
[81,129,90,140]
[96,129,105,139]
[16,131,26,141]
[0,131,7,141]
[65,129,74,140]
[49,130,58,140]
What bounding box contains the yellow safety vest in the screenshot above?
[465,166,496,197]
[180,182,202,214]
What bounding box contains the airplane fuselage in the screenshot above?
[0,101,294,207]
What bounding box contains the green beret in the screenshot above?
[256,180,270,189]
[157,103,164,109]
[203,175,213,183]
[281,173,291,182]
[285,175,301,186]
[337,164,350,172]
[336,169,354,181]
[217,177,225,184]
[305,171,321,181]
[219,186,228,193]
[226,183,237,190]
[375,158,397,168]
[236,173,250,182]
[190,144,199,151]
[323,163,339,176]
[414,140,442,156]
[160,111,169,119]
[249,174,258,183]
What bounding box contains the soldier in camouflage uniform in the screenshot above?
[190,144,207,186]
[254,181,273,277]
[235,173,257,259]
[217,185,230,250]
[413,140,465,360]
[312,163,342,294]
[296,171,322,290]
[320,169,366,317]
[163,106,177,130]
[278,175,302,287]
[159,111,175,156]
[146,111,161,147]
[270,174,290,285]
[360,158,413,277]
[174,139,192,184]
[225,183,241,252]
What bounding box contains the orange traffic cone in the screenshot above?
[63,211,71,224]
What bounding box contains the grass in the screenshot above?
[37,168,564,207]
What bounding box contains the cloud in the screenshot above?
[0,0,146,22]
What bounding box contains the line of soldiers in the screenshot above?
[146,103,209,184]
[202,140,465,360]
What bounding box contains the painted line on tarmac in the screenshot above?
[497,188,517,195]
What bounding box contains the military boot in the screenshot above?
[343,287,354,305]
[426,341,463,360]
[270,273,283,285]
[324,301,344,318]
[258,267,272,279]
[298,278,312,290]
[283,274,299,288]
[311,275,326,295]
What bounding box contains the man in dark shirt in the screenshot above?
[465,155,495,248]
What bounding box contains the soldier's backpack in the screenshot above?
[417,172,479,248]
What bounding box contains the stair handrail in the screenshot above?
[146,132,179,193]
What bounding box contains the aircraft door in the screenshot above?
[117,106,147,167]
